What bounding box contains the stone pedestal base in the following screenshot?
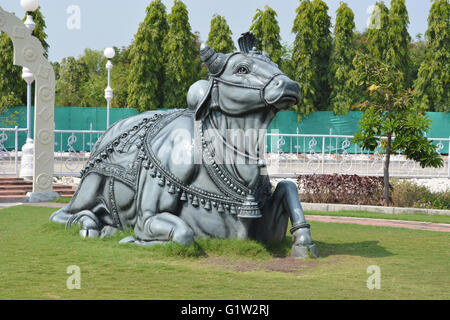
[19,138,34,180]
[26,191,59,203]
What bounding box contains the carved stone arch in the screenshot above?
[0,6,55,194]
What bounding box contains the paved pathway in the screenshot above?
[306,215,450,232]
[1,202,448,232]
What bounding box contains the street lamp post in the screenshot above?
[19,0,39,180]
[104,47,115,129]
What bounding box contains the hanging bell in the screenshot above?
[217,203,225,214]
[204,200,211,211]
[192,196,199,207]
[180,191,187,201]
[158,176,165,187]
[238,195,262,219]
[168,184,175,194]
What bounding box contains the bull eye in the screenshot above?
[236,66,250,75]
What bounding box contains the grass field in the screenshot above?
[0,205,449,300]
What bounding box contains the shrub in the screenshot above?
[391,180,430,208]
[297,174,389,206]
[392,180,450,210]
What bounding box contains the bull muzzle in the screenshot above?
[264,75,301,110]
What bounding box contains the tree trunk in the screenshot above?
[383,134,392,206]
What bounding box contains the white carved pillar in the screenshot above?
[0,5,58,201]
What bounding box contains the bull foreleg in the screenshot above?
[122,212,195,247]
[256,180,318,258]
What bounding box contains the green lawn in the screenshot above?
[0,205,449,300]
[305,210,450,224]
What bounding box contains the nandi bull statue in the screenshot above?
[50,33,318,258]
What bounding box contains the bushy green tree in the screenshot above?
[207,14,235,54]
[329,2,362,114]
[249,6,282,65]
[55,57,89,106]
[387,0,411,87]
[413,0,449,112]
[292,0,332,115]
[162,0,198,109]
[55,47,130,108]
[127,0,168,111]
[351,52,443,205]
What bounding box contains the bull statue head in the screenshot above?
[188,32,301,120]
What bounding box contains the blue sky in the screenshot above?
[1,0,432,62]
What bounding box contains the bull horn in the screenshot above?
[200,42,227,76]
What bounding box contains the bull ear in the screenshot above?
[189,79,214,121]
[200,42,227,76]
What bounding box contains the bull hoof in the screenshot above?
[291,227,319,259]
[134,240,166,247]
[80,229,100,238]
[118,236,166,247]
[119,236,136,244]
[291,244,308,258]
[100,226,119,238]
[291,243,319,259]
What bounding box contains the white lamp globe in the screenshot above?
[104,47,115,60]
[20,0,39,12]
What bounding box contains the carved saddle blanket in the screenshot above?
[80,109,271,218]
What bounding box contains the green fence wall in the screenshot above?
[266,110,450,154]
[1,107,449,153]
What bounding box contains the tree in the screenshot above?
[127,0,168,111]
[350,52,443,205]
[162,0,198,109]
[366,2,390,62]
[55,57,89,106]
[279,42,295,79]
[0,8,49,109]
[249,6,282,65]
[77,48,107,108]
[207,14,235,54]
[329,2,362,114]
[413,0,449,112]
[387,0,411,87]
[0,32,25,108]
[292,0,332,115]
[408,35,427,83]
[28,7,49,58]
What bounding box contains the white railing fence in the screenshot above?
[266,132,450,178]
[0,126,449,178]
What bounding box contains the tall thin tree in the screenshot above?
[413,0,449,112]
[292,0,332,115]
[329,2,361,114]
[387,0,411,87]
[127,0,168,111]
[249,6,282,65]
[366,1,390,62]
[162,0,198,109]
[207,14,235,54]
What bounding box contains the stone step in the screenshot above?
[0,180,32,186]
[0,196,28,203]
[0,177,76,202]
